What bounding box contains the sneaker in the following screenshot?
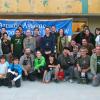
[54,79,59,83]
[8,85,12,88]
[69,79,74,83]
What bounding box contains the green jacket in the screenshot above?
[90,54,97,75]
[34,56,46,70]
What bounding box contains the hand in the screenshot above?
[38,70,40,73]
[78,67,81,72]
[13,78,17,82]
[0,75,5,78]
[14,72,18,76]
[93,75,97,80]
[82,69,87,73]
[24,70,28,76]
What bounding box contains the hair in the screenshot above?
[63,47,70,51]
[13,57,19,61]
[45,26,50,29]
[18,25,23,28]
[36,50,42,54]
[58,28,65,36]
[49,53,55,58]
[33,27,39,31]
[3,32,8,36]
[0,55,6,59]
[79,47,88,53]
[1,27,6,29]
[95,28,100,35]
[16,29,20,32]
[49,53,56,63]
[82,38,88,42]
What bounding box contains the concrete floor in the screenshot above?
[0,81,100,100]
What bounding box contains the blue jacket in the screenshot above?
[8,64,22,76]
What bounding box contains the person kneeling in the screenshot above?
[7,57,22,88]
[43,54,60,83]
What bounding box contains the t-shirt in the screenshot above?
[77,55,90,69]
[0,62,9,74]
[97,56,100,73]
[11,36,23,54]
[46,60,57,71]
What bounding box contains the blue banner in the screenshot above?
[0,19,72,37]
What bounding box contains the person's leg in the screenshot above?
[67,66,74,80]
[43,71,51,83]
[0,78,3,86]
[43,70,47,82]
[2,78,8,86]
[15,79,21,87]
[22,70,27,80]
[39,67,45,80]
[74,67,81,83]
[6,73,14,87]
[28,72,35,81]
[92,74,100,87]
[54,67,59,80]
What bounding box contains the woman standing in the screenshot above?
[57,29,69,55]
[1,33,11,62]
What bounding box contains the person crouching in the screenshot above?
[6,57,22,88]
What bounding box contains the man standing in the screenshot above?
[11,29,24,59]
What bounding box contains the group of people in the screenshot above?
[0,24,100,88]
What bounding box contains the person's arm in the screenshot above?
[23,38,26,51]
[34,57,45,70]
[76,64,81,72]
[13,65,22,81]
[90,55,96,75]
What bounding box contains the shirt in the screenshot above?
[77,55,90,69]
[0,62,9,74]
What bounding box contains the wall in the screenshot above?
[88,17,100,33]
[0,0,100,14]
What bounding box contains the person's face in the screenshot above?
[49,56,54,62]
[82,39,88,46]
[63,49,69,56]
[80,49,87,57]
[3,34,8,39]
[0,58,5,64]
[34,29,39,35]
[96,46,100,55]
[84,29,90,36]
[25,49,31,55]
[26,30,31,37]
[51,26,56,32]
[18,27,23,33]
[1,28,6,33]
[95,30,100,35]
[36,51,42,58]
[45,28,50,36]
[16,30,21,36]
[71,40,76,46]
[59,29,64,36]
[14,59,19,64]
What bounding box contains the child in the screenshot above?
[43,54,60,83]
[7,57,22,88]
[0,55,9,86]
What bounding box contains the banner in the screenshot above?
[0,19,72,37]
